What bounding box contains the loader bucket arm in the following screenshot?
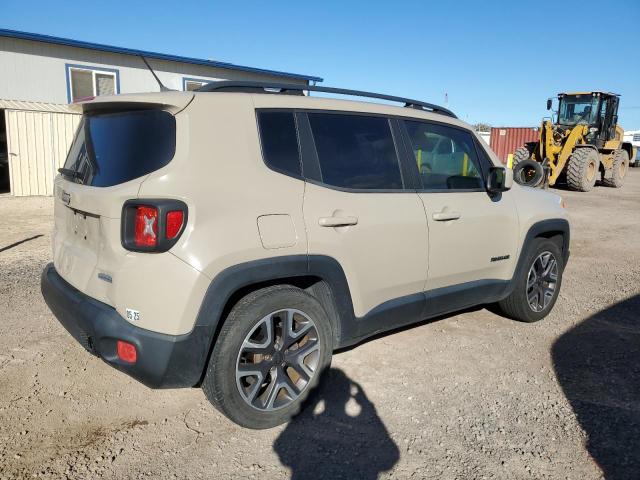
[548,125,588,185]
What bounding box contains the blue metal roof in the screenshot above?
[0,28,323,83]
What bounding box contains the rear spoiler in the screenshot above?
[69,91,195,115]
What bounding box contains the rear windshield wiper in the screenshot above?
[58,167,79,178]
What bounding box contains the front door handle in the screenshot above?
[432,211,461,221]
[318,216,358,227]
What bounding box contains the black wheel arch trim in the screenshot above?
[191,255,357,384]
[506,218,570,297]
[193,255,355,342]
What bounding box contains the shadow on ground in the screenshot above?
[0,234,43,253]
[274,368,399,480]
[553,294,640,479]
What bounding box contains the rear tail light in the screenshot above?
[121,199,188,252]
[134,206,158,247]
[116,340,137,363]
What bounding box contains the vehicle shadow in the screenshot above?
[552,294,640,479]
[274,368,399,480]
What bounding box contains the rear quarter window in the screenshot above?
[63,109,176,187]
[257,111,302,177]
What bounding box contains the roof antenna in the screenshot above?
[139,55,171,92]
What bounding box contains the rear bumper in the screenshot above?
[41,263,210,388]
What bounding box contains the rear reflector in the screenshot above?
[134,206,158,247]
[166,210,184,240]
[116,340,137,363]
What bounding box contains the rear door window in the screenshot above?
[63,109,176,187]
[404,120,484,190]
[307,113,403,190]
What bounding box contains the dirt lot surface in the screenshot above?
[1,172,639,480]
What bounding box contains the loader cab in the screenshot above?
[556,92,620,147]
[597,93,620,143]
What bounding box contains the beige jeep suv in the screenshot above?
[41,82,570,429]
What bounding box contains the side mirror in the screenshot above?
[487,166,512,194]
[546,99,552,110]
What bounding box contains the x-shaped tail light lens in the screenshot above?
[134,206,159,247]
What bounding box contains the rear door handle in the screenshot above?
[318,216,358,227]
[432,211,461,221]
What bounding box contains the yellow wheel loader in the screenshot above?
[513,92,636,191]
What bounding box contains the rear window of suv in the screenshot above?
[62,109,176,187]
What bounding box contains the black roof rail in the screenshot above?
[197,81,457,118]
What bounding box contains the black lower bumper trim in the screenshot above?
[40,263,209,389]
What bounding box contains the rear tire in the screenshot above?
[602,150,628,188]
[566,148,598,192]
[512,146,532,168]
[202,285,333,429]
[495,238,564,323]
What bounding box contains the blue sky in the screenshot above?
[2,0,639,128]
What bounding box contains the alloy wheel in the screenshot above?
[235,309,321,411]
[526,251,558,312]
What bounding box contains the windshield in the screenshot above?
[557,95,599,126]
[62,109,176,187]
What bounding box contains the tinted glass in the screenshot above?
[405,121,484,190]
[308,113,402,189]
[473,139,495,172]
[258,111,301,176]
[63,110,176,187]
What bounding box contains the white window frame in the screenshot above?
[183,77,215,91]
[66,64,120,103]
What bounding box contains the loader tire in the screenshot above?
[512,147,532,168]
[513,159,544,187]
[602,150,628,188]
[566,148,598,192]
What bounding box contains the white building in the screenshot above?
[623,130,640,148]
[476,130,491,146]
[0,28,322,196]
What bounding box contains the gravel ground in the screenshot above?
[1,172,639,480]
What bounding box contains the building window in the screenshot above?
[182,78,210,91]
[66,64,120,103]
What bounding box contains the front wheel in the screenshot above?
[566,148,598,191]
[202,285,333,429]
[495,238,564,323]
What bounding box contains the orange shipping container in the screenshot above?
[490,127,540,163]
